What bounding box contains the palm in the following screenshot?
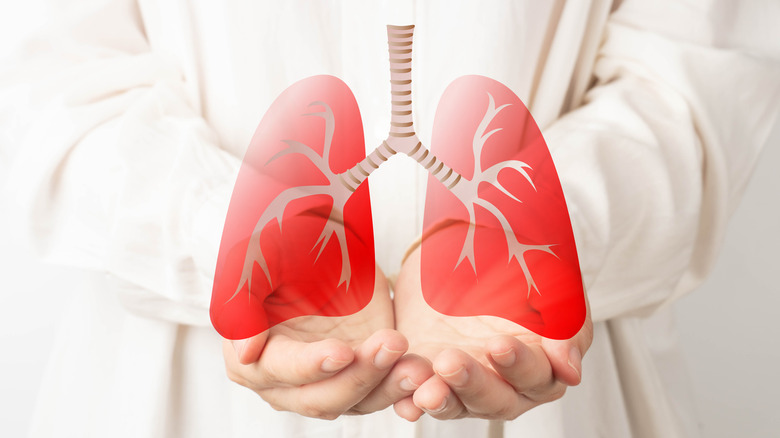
[265,265,394,348]
[224,266,421,420]
[393,249,539,364]
[391,246,592,420]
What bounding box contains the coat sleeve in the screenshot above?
[544,0,780,322]
[0,0,239,326]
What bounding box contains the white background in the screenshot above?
[1,4,779,437]
[674,124,780,437]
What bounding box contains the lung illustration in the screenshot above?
[210,25,586,341]
[420,76,585,340]
[210,76,376,341]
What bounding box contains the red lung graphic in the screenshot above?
[421,75,585,340]
[210,76,375,340]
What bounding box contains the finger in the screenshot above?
[486,335,558,398]
[259,329,408,419]
[393,396,424,422]
[541,311,594,386]
[349,353,434,414]
[412,374,465,420]
[433,348,534,420]
[229,334,355,389]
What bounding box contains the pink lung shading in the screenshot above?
[422,75,585,340]
[210,75,376,341]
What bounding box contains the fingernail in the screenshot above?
[233,339,247,362]
[399,377,419,392]
[439,366,468,387]
[373,345,404,370]
[321,356,350,373]
[490,348,516,367]
[427,397,448,414]
[568,347,582,381]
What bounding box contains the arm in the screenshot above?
[395,0,780,420]
[0,0,236,325]
[549,0,780,322]
[0,0,429,418]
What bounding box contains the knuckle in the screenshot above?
[489,405,514,421]
[547,386,567,402]
[305,408,341,421]
[345,370,376,393]
[225,367,243,385]
[347,404,371,416]
[523,381,565,403]
[298,399,342,420]
[511,382,532,395]
[496,408,522,421]
[259,362,284,386]
[511,374,545,395]
[225,365,270,392]
[265,399,286,413]
[297,399,321,418]
[319,412,341,421]
[481,400,524,421]
[349,397,381,416]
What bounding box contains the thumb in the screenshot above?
[541,308,593,386]
[232,330,270,365]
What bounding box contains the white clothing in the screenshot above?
[1,0,779,437]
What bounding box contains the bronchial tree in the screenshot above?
[233,24,554,302]
[229,101,355,303]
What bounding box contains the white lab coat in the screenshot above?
[1,0,779,437]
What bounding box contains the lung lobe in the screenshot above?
[422,75,585,340]
[211,75,375,340]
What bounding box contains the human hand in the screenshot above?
[222,266,434,419]
[392,247,593,421]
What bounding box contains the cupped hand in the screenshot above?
[222,266,434,419]
[391,247,593,421]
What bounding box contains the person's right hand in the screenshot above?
[222,266,434,420]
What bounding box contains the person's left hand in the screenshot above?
[391,247,593,421]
